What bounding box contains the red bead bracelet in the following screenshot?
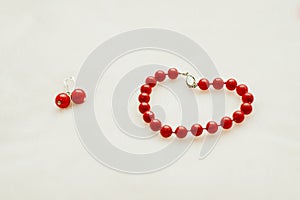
[138,68,254,138]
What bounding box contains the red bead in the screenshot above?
[190,124,203,136]
[150,119,162,131]
[145,76,157,87]
[154,70,166,82]
[175,126,188,138]
[143,111,155,123]
[212,78,224,90]
[197,78,210,90]
[220,116,233,129]
[71,89,86,104]
[226,78,237,90]
[55,93,71,108]
[236,84,248,96]
[206,121,218,134]
[138,102,150,114]
[138,93,150,103]
[240,103,252,115]
[242,92,254,104]
[232,111,245,123]
[160,125,173,138]
[167,68,178,79]
[140,84,152,94]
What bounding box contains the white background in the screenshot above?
[1,0,300,199]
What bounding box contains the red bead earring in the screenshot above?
[55,77,86,109]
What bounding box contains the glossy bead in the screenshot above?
[160,125,173,138]
[150,119,162,131]
[143,111,155,123]
[206,121,218,134]
[55,93,71,108]
[138,93,150,103]
[167,68,178,79]
[175,126,188,138]
[236,84,248,96]
[71,89,86,104]
[154,70,166,82]
[233,111,245,123]
[242,92,254,104]
[145,76,157,87]
[197,78,210,90]
[240,103,252,115]
[226,78,237,90]
[138,102,150,114]
[212,78,224,90]
[140,84,152,94]
[220,116,233,129]
[190,124,203,136]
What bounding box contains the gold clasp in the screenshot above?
[179,72,197,88]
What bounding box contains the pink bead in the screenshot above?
[145,76,157,87]
[150,119,162,131]
[167,68,178,79]
[212,78,224,90]
[71,89,86,104]
[206,121,218,134]
[190,124,203,136]
[154,70,166,82]
[175,126,188,138]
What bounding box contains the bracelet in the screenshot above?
[138,68,254,138]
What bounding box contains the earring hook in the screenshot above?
[64,77,75,94]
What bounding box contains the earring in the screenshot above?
[55,77,86,108]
